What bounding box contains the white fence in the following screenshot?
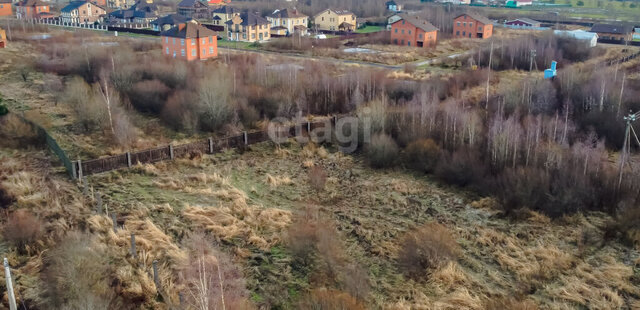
[29,18,108,31]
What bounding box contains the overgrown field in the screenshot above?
[3,138,637,309]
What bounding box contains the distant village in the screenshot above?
[0,0,638,61]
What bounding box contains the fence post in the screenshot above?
[4,258,17,310]
[112,213,118,233]
[243,131,248,145]
[307,120,311,133]
[77,159,83,180]
[169,144,174,160]
[152,260,160,291]
[130,233,136,258]
[71,159,77,180]
[126,152,132,167]
[209,137,214,154]
[95,191,102,214]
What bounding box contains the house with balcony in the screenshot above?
[152,13,192,31]
[313,9,356,32]
[177,0,210,20]
[267,8,308,36]
[226,12,270,42]
[61,1,106,24]
[211,5,239,32]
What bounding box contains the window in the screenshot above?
[173,51,176,58]
[209,46,214,54]
[191,49,196,56]
[166,47,169,54]
[401,39,404,44]
[401,29,404,34]
[321,17,324,21]
[469,33,472,38]
[463,22,466,26]
[181,39,184,46]
[251,33,255,39]
[462,31,465,36]
[209,36,213,43]
[173,38,176,44]
[478,26,482,31]
[457,21,460,26]
[393,39,397,44]
[181,49,185,56]
[202,38,205,44]
[165,37,168,43]
[456,31,459,35]
[470,22,473,27]
[394,28,397,33]
[259,32,263,40]
[202,48,206,55]
[408,30,411,34]
[191,39,195,45]
[402,20,405,25]
[419,34,423,39]
[408,41,411,46]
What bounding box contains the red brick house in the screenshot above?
[0,0,12,17]
[162,21,218,61]
[453,13,493,39]
[15,0,50,19]
[390,14,438,48]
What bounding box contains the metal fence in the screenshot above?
[75,118,340,178]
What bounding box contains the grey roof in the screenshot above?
[314,8,354,18]
[152,13,191,26]
[225,12,269,26]
[385,0,397,5]
[507,17,540,25]
[0,0,12,4]
[161,21,217,38]
[16,0,47,7]
[456,13,492,25]
[177,0,208,8]
[590,23,633,34]
[268,8,307,19]
[395,14,438,32]
[61,1,88,13]
[212,5,238,14]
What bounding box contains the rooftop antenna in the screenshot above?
[618,110,640,189]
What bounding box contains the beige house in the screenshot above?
[211,5,239,33]
[267,8,308,36]
[226,12,270,42]
[313,9,356,32]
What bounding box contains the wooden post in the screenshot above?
[71,159,77,180]
[126,152,132,167]
[95,191,102,214]
[77,159,83,180]
[112,214,118,233]
[169,145,174,160]
[243,131,248,145]
[82,177,88,196]
[208,137,214,154]
[130,233,136,258]
[4,258,17,310]
[307,121,311,133]
[152,260,160,291]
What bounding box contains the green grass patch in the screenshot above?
[356,25,384,33]
[217,39,261,50]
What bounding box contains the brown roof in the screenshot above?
[314,8,354,18]
[16,0,47,7]
[0,0,12,4]
[395,14,438,32]
[161,21,217,38]
[456,13,492,25]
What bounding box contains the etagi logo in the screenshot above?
[267,109,372,154]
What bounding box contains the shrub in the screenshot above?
[197,75,235,132]
[2,210,44,253]
[0,186,15,209]
[127,79,171,113]
[366,133,399,168]
[397,222,460,280]
[40,232,120,308]
[404,139,441,173]
[308,166,327,192]
[434,149,485,187]
[63,77,106,132]
[298,288,365,310]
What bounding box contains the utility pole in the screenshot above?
[618,111,640,189]
[485,41,494,109]
[529,49,536,72]
[4,258,17,310]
